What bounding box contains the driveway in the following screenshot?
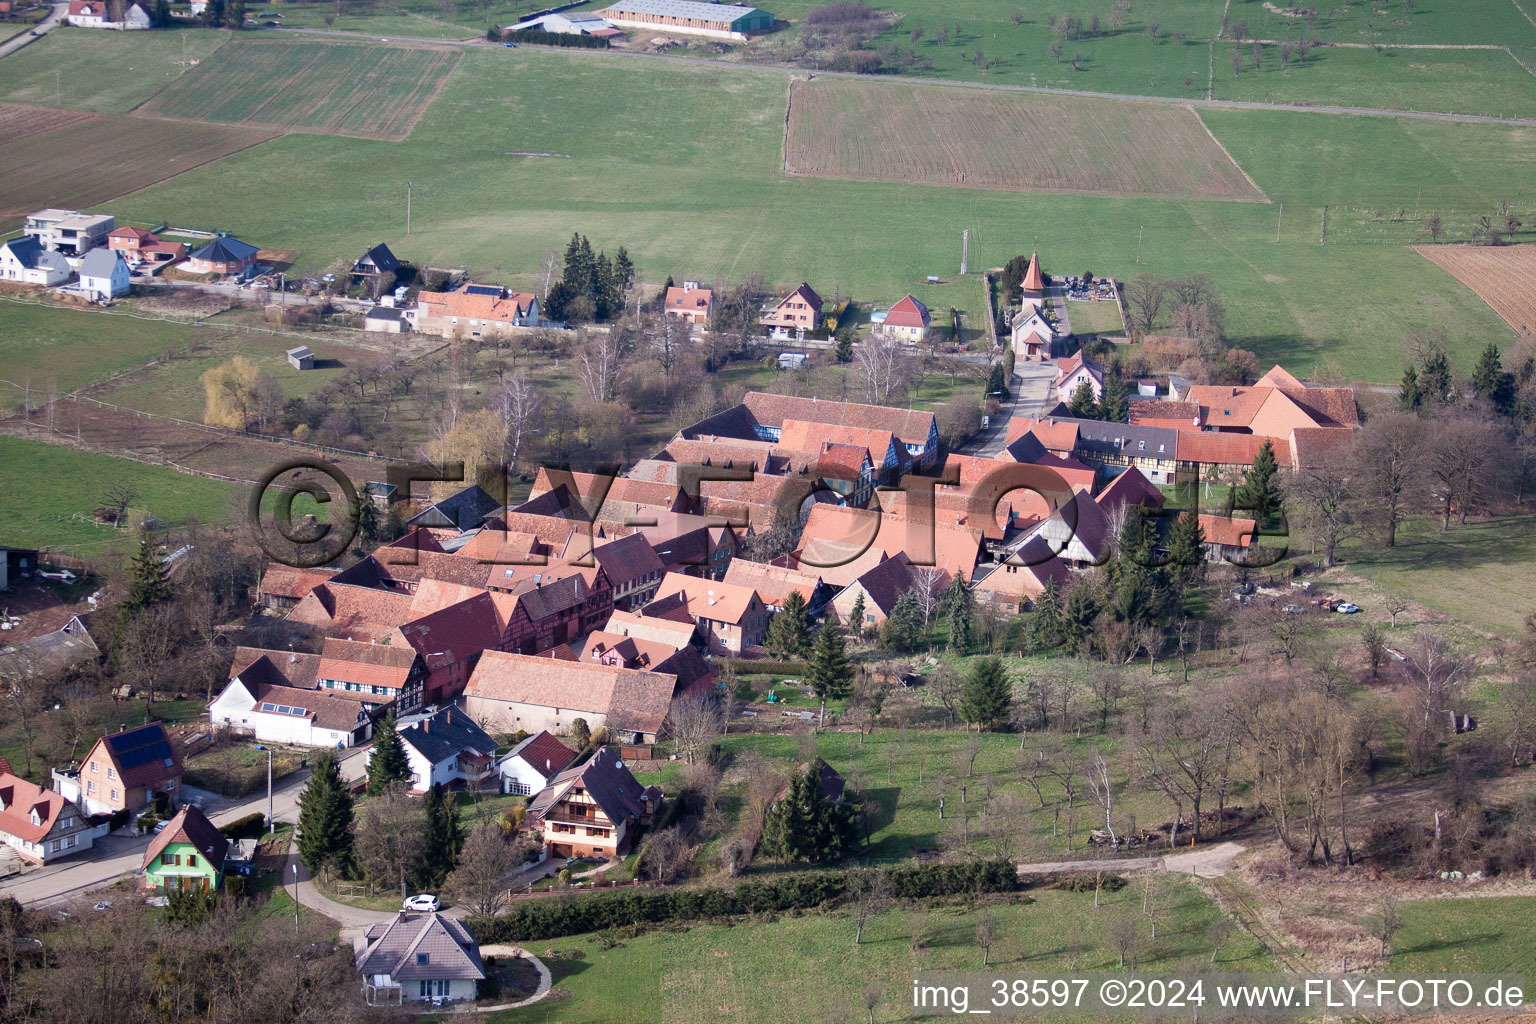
[0,745,369,908]
[0,2,67,60]
[960,360,1057,457]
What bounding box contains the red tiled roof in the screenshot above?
[108,226,157,243]
[722,559,823,609]
[883,294,931,329]
[652,573,762,626]
[1128,400,1202,429]
[1176,432,1293,468]
[505,731,577,780]
[1198,514,1256,549]
[317,637,417,689]
[1095,466,1166,516]
[90,723,181,792]
[465,651,676,735]
[1007,418,1078,453]
[777,420,894,463]
[396,591,503,671]
[741,392,936,449]
[230,647,321,688]
[1021,250,1045,293]
[1289,426,1356,469]
[0,774,76,844]
[664,285,712,311]
[258,565,338,600]
[418,287,536,322]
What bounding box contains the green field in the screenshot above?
[140,37,461,139]
[94,44,1524,381]
[495,879,1274,1024]
[0,302,199,394]
[1390,895,1536,978]
[0,435,235,552]
[1341,514,1536,638]
[1065,298,1125,337]
[0,28,229,112]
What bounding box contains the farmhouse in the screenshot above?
[77,248,130,300]
[759,282,822,338]
[877,294,931,344]
[415,285,539,338]
[678,392,941,472]
[663,281,714,324]
[497,730,576,796]
[212,649,376,748]
[598,0,772,39]
[650,573,768,654]
[356,913,485,1007]
[364,307,406,333]
[463,650,676,743]
[183,236,259,277]
[828,552,945,630]
[0,236,71,287]
[24,209,114,254]
[524,746,663,859]
[0,773,103,865]
[255,565,337,612]
[0,615,100,687]
[1198,513,1257,563]
[351,242,400,281]
[970,536,1072,613]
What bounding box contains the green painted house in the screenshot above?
[141,805,230,891]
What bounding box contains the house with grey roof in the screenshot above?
[524,746,663,859]
[184,236,260,277]
[0,236,72,287]
[598,0,772,38]
[77,247,130,300]
[355,912,485,1006]
[396,704,498,793]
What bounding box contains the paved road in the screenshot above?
[961,360,1056,457]
[0,2,67,60]
[264,24,1536,127]
[0,745,369,908]
[1017,841,1246,880]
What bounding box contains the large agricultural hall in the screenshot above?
[597,0,774,39]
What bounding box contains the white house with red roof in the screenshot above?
[496,730,577,796]
[1055,351,1104,406]
[67,0,149,27]
[0,773,104,865]
[663,281,713,324]
[877,294,931,343]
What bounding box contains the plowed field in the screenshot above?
[1414,244,1536,335]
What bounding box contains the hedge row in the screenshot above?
[505,29,612,48]
[219,812,267,841]
[467,859,1018,943]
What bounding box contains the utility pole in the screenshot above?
[1135,225,1143,264]
[55,69,61,109]
[1276,203,1283,242]
[291,862,299,931]
[266,747,273,836]
[405,181,412,236]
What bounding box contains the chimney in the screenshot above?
[545,758,551,773]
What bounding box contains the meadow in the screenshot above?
[1390,895,1536,978]
[140,37,461,140]
[0,27,229,112]
[494,879,1276,1024]
[1340,514,1536,638]
[0,436,235,552]
[0,302,199,395]
[786,77,1266,201]
[90,43,1524,381]
[0,113,278,229]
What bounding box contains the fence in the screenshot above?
[507,878,642,900]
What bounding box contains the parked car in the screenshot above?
[1282,604,1307,615]
[1334,602,1362,614]
[402,893,440,912]
[38,569,77,583]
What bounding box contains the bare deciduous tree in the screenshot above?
[664,692,725,766]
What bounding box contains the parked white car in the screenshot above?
[1334,602,1362,614]
[402,893,440,913]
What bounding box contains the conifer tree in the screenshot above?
[1097,372,1129,422]
[986,362,1009,399]
[1472,342,1516,416]
[416,782,463,889]
[1068,378,1097,418]
[1026,577,1065,650]
[761,760,858,862]
[847,591,866,640]
[766,590,811,658]
[298,750,354,874]
[944,574,972,653]
[1234,440,1282,523]
[1399,366,1423,411]
[1062,585,1101,655]
[880,590,925,652]
[960,656,1012,730]
[1419,347,1453,405]
[1167,510,1206,588]
[122,535,169,616]
[367,712,411,795]
[807,619,852,728]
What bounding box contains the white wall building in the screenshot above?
[0,237,71,286]
[395,705,498,793]
[24,209,115,254]
[77,247,130,300]
[496,730,576,796]
[209,675,372,748]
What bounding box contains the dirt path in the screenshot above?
[1017,841,1246,879]
[1211,874,1314,973]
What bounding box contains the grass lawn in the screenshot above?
[99,45,1522,381]
[1389,896,1536,978]
[0,27,229,112]
[491,877,1274,1024]
[0,301,197,394]
[1340,514,1536,638]
[0,698,205,785]
[1065,297,1125,337]
[0,436,236,553]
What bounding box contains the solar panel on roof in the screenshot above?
[260,702,276,712]
[464,284,500,296]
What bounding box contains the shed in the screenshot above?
[777,352,808,369]
[287,346,315,370]
[364,307,406,334]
